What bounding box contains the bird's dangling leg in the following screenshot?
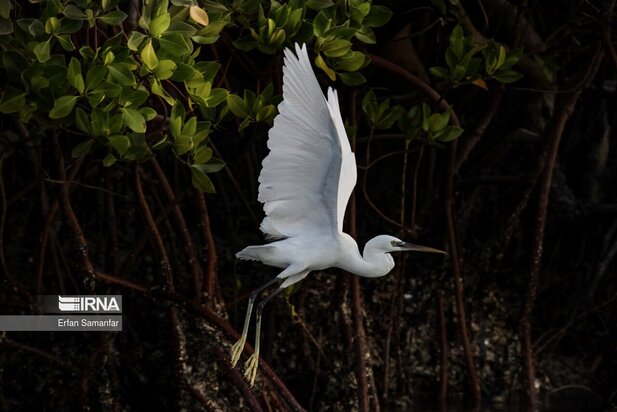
[244,286,285,386]
[230,276,280,367]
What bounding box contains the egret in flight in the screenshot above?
[231,43,445,385]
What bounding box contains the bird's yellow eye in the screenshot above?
[391,240,398,246]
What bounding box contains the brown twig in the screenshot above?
[196,192,220,308]
[455,84,504,171]
[437,290,449,400]
[519,45,604,407]
[93,270,305,411]
[368,54,460,124]
[151,159,203,301]
[1,339,79,373]
[214,348,264,412]
[369,51,479,401]
[350,92,376,412]
[135,164,187,407]
[105,171,120,275]
[52,136,95,290]
[446,141,481,402]
[135,164,174,290]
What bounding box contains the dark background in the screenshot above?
[1,0,616,411]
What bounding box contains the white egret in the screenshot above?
[231,43,445,385]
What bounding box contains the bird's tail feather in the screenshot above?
[236,245,272,262]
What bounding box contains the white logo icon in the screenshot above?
[58,296,120,312]
[58,296,80,311]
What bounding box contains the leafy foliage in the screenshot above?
[429,25,523,88]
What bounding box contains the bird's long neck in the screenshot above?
[338,236,395,278]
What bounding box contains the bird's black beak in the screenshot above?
[395,241,446,255]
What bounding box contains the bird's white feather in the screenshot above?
[258,43,356,238]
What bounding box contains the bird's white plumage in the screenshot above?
[257,43,357,239]
[232,44,445,385]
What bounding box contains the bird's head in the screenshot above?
[368,235,446,255]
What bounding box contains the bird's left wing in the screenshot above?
[258,43,357,239]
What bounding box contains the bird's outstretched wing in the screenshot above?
[258,43,357,239]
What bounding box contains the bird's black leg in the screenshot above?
[244,286,286,385]
[230,276,281,367]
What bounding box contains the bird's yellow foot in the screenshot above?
[230,336,246,367]
[244,352,259,386]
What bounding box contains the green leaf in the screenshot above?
[168,21,198,36]
[149,12,170,37]
[100,81,122,97]
[141,39,159,70]
[121,107,146,132]
[429,66,450,80]
[151,78,175,105]
[232,36,256,52]
[436,126,463,142]
[122,89,149,107]
[27,19,45,36]
[492,69,523,83]
[226,94,248,118]
[56,34,75,51]
[354,27,376,44]
[364,5,392,27]
[86,90,105,108]
[0,0,12,19]
[338,71,366,86]
[197,158,225,174]
[322,39,352,58]
[170,62,199,82]
[169,101,185,138]
[98,10,127,25]
[314,54,336,81]
[0,88,25,113]
[33,38,51,62]
[158,32,191,56]
[75,108,91,134]
[256,105,277,122]
[190,165,216,192]
[312,11,330,37]
[85,65,107,91]
[45,17,60,34]
[182,116,197,137]
[50,96,78,119]
[127,31,147,51]
[427,111,450,133]
[154,59,176,80]
[71,140,94,158]
[420,103,431,132]
[108,63,136,86]
[104,50,115,65]
[496,45,507,69]
[175,134,193,155]
[68,57,85,94]
[0,17,13,35]
[501,48,524,70]
[108,135,131,155]
[139,107,157,121]
[204,88,228,108]
[336,51,366,71]
[103,153,117,167]
[306,0,334,10]
[63,5,86,20]
[193,145,212,164]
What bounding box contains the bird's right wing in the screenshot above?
[257,44,357,239]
